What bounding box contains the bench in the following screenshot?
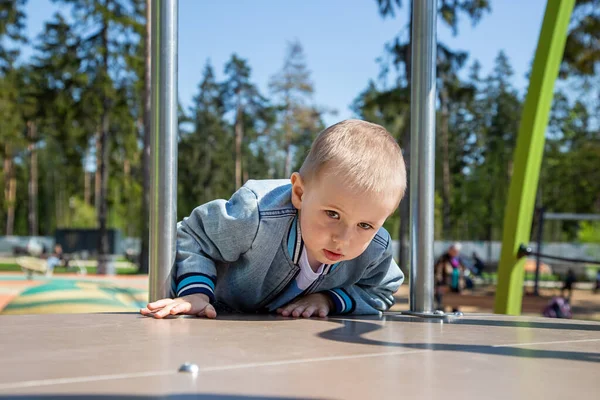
[16,255,87,279]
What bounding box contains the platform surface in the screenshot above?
[1,312,599,399]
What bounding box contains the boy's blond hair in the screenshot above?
[299,119,406,205]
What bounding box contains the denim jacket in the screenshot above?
[168,179,404,315]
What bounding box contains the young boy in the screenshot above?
[141,119,406,319]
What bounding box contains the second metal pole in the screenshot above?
[409,0,437,313]
[149,0,178,302]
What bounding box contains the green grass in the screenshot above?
[0,263,22,272]
[0,262,140,275]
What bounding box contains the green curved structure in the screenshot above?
[494,0,575,315]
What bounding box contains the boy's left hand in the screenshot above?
[277,293,334,318]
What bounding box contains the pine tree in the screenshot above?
[222,54,270,188]
[178,61,232,218]
[269,40,324,178]
[363,0,491,269]
[53,0,142,271]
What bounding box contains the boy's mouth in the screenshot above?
[323,249,343,262]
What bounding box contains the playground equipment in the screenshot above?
[530,211,600,295]
[494,0,578,315]
[1,1,598,398]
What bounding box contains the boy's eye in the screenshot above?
[325,210,340,219]
[358,222,373,230]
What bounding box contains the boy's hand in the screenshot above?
[140,293,216,319]
[277,293,334,318]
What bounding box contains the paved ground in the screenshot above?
[2,312,599,398]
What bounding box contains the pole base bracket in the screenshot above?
[400,310,464,319]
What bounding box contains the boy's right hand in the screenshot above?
[140,293,217,319]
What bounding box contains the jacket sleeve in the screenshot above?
[168,186,259,302]
[323,233,404,315]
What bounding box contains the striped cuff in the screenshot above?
[324,288,355,314]
[176,272,216,303]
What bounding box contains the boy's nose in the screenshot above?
[333,226,351,246]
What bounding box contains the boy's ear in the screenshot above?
[290,172,304,209]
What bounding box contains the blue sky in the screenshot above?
[23,0,548,126]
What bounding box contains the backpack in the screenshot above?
[542,297,573,319]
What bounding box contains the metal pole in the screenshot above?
[149,0,178,302]
[409,0,437,313]
[545,213,600,221]
[534,207,545,296]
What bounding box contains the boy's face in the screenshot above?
[291,171,398,269]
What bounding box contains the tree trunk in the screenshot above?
[97,111,110,273]
[97,16,111,274]
[202,136,213,201]
[28,121,39,236]
[95,129,101,215]
[6,174,16,236]
[284,109,293,177]
[235,104,243,189]
[486,173,494,243]
[440,89,451,238]
[3,144,12,235]
[398,1,413,274]
[3,144,15,236]
[139,0,152,274]
[284,142,293,179]
[54,170,62,228]
[124,159,131,236]
[84,171,91,205]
